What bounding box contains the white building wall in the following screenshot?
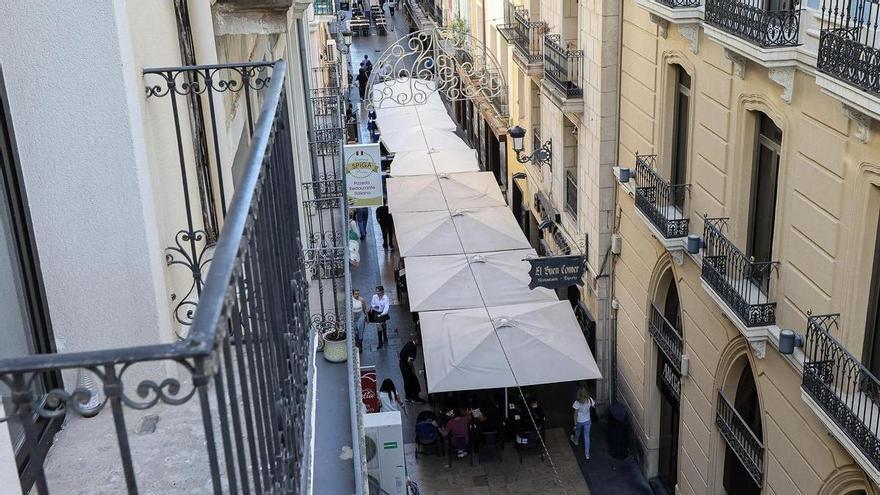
[0,1,173,355]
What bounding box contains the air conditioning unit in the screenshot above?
[364,411,406,495]
[325,39,338,64]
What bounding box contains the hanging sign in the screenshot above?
[657,357,681,404]
[360,366,380,413]
[344,143,384,207]
[526,255,586,290]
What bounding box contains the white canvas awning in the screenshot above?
[404,250,558,311]
[389,150,480,177]
[388,172,506,213]
[394,207,532,257]
[420,300,602,393]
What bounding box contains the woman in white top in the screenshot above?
[351,289,367,350]
[379,379,403,412]
[370,285,390,349]
[571,387,596,459]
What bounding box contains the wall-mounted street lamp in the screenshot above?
[507,125,552,167]
[340,31,353,54]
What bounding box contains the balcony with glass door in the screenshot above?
[802,314,880,484]
[313,0,335,15]
[716,390,765,489]
[704,0,801,48]
[649,304,684,373]
[542,35,584,113]
[0,59,359,494]
[565,169,578,218]
[814,0,880,118]
[498,5,547,77]
[700,217,779,329]
[633,154,690,242]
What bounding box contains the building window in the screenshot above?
[723,363,763,495]
[748,113,782,267]
[0,67,62,485]
[670,65,691,209]
[863,210,880,376]
[565,169,577,217]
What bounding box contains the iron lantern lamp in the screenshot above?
[340,31,353,54]
[507,125,552,167]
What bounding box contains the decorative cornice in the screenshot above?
[724,49,746,80]
[749,340,767,359]
[768,66,796,104]
[843,104,872,144]
[650,13,669,39]
[679,23,700,54]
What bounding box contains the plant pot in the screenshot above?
[322,332,348,363]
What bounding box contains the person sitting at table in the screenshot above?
[441,408,472,458]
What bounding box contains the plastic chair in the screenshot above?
[415,421,441,458]
[515,430,543,464]
[476,431,503,464]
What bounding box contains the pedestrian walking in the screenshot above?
[399,337,425,403]
[362,55,373,76]
[351,288,367,350]
[379,378,404,412]
[388,0,396,15]
[356,68,369,103]
[375,204,395,249]
[570,387,596,460]
[370,285,390,348]
[354,206,369,239]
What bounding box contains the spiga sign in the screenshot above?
[344,143,383,207]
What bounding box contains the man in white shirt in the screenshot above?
[370,285,390,348]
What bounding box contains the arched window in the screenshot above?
[723,362,763,495]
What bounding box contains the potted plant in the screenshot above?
[322,321,348,363]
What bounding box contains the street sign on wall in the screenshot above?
[526,255,586,290]
[344,143,384,207]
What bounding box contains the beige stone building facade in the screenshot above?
[612,0,880,493]
[499,0,622,403]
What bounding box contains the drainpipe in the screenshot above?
[297,18,320,181]
[607,0,626,406]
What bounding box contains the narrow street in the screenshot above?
[342,6,649,494]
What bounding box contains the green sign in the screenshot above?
[383,441,398,449]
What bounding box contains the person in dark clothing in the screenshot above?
[362,55,373,77]
[354,207,369,239]
[399,338,425,403]
[356,68,368,102]
[375,204,395,249]
[345,102,355,123]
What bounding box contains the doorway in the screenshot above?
[656,280,681,493]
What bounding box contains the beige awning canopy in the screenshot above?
[403,249,558,311]
[387,172,506,213]
[394,207,533,257]
[420,301,602,393]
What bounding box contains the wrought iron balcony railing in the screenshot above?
[701,217,778,327]
[311,64,341,95]
[314,0,335,15]
[0,60,319,494]
[565,169,578,217]
[716,390,765,488]
[500,7,548,65]
[656,0,701,7]
[803,313,880,473]
[705,0,801,48]
[817,0,880,95]
[144,62,276,330]
[634,154,690,239]
[649,304,684,373]
[544,35,584,99]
